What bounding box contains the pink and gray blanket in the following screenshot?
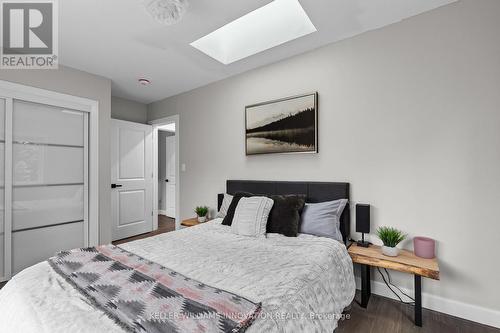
[48,245,261,333]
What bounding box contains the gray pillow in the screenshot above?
[231,197,274,237]
[299,199,348,242]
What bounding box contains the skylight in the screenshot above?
[190,0,317,65]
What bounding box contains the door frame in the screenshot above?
[149,115,180,231]
[164,135,176,218]
[0,80,99,281]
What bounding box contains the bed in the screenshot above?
[0,180,356,333]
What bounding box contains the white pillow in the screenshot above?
[216,193,233,218]
[231,197,274,237]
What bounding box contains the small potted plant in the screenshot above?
[195,206,209,223]
[376,226,407,257]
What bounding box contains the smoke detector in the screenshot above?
[138,78,151,86]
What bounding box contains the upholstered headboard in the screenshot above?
[217,180,350,244]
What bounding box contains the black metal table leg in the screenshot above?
[414,275,422,327]
[360,264,371,308]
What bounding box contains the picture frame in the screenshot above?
[245,92,318,155]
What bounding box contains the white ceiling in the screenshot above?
[59,0,455,104]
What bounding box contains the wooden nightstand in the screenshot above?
[348,243,439,327]
[181,218,201,228]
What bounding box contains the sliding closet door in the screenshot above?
[10,101,87,275]
[0,99,5,280]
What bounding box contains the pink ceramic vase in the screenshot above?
[414,236,435,259]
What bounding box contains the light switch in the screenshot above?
[181,163,186,172]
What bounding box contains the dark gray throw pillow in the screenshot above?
[299,199,348,242]
[266,195,306,237]
[221,191,253,226]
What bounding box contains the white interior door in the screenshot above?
[165,135,176,218]
[111,120,153,241]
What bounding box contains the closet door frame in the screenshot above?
[0,80,99,281]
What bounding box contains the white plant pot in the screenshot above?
[382,246,399,257]
[197,215,207,223]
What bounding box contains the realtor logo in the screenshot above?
[1,0,58,69]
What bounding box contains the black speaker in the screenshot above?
[356,204,371,247]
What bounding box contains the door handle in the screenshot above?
[165,179,169,182]
[111,184,123,188]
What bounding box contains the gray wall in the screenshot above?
[111,96,147,124]
[158,130,175,212]
[148,0,500,324]
[0,65,113,244]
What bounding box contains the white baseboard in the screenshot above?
[356,277,500,329]
[158,210,167,216]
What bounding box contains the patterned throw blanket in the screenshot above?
[48,245,261,333]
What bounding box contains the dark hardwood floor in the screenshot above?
[113,215,176,245]
[337,291,499,333]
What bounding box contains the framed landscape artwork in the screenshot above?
[245,92,318,155]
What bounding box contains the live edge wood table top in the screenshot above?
[348,243,440,280]
[181,218,200,227]
[348,243,440,327]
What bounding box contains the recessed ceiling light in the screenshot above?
[138,78,151,86]
[190,0,317,65]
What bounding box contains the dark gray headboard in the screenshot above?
[218,180,350,244]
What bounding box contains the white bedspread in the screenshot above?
[0,219,355,333]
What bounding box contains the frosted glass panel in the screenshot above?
[0,236,3,279]
[0,98,4,278]
[0,191,4,233]
[0,98,4,140]
[0,143,4,187]
[13,185,83,231]
[12,221,84,274]
[13,100,84,146]
[13,144,83,185]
